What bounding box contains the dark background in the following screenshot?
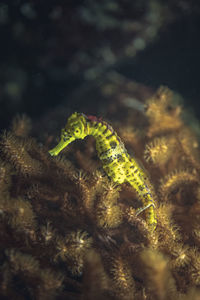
[0,1,200,130]
[116,14,200,110]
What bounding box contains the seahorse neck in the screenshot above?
[86,120,104,139]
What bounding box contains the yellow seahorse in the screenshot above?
[49,112,157,230]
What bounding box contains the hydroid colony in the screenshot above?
[0,86,200,299]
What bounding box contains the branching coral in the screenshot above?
[0,86,200,299]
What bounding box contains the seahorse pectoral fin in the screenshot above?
[49,137,75,156]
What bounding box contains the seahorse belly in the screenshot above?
[94,127,129,184]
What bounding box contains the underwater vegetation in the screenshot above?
[1,86,200,299]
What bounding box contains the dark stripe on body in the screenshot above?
[106,132,115,140]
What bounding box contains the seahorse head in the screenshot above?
[63,112,88,140]
[49,112,88,156]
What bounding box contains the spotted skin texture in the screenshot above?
[49,112,157,231]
